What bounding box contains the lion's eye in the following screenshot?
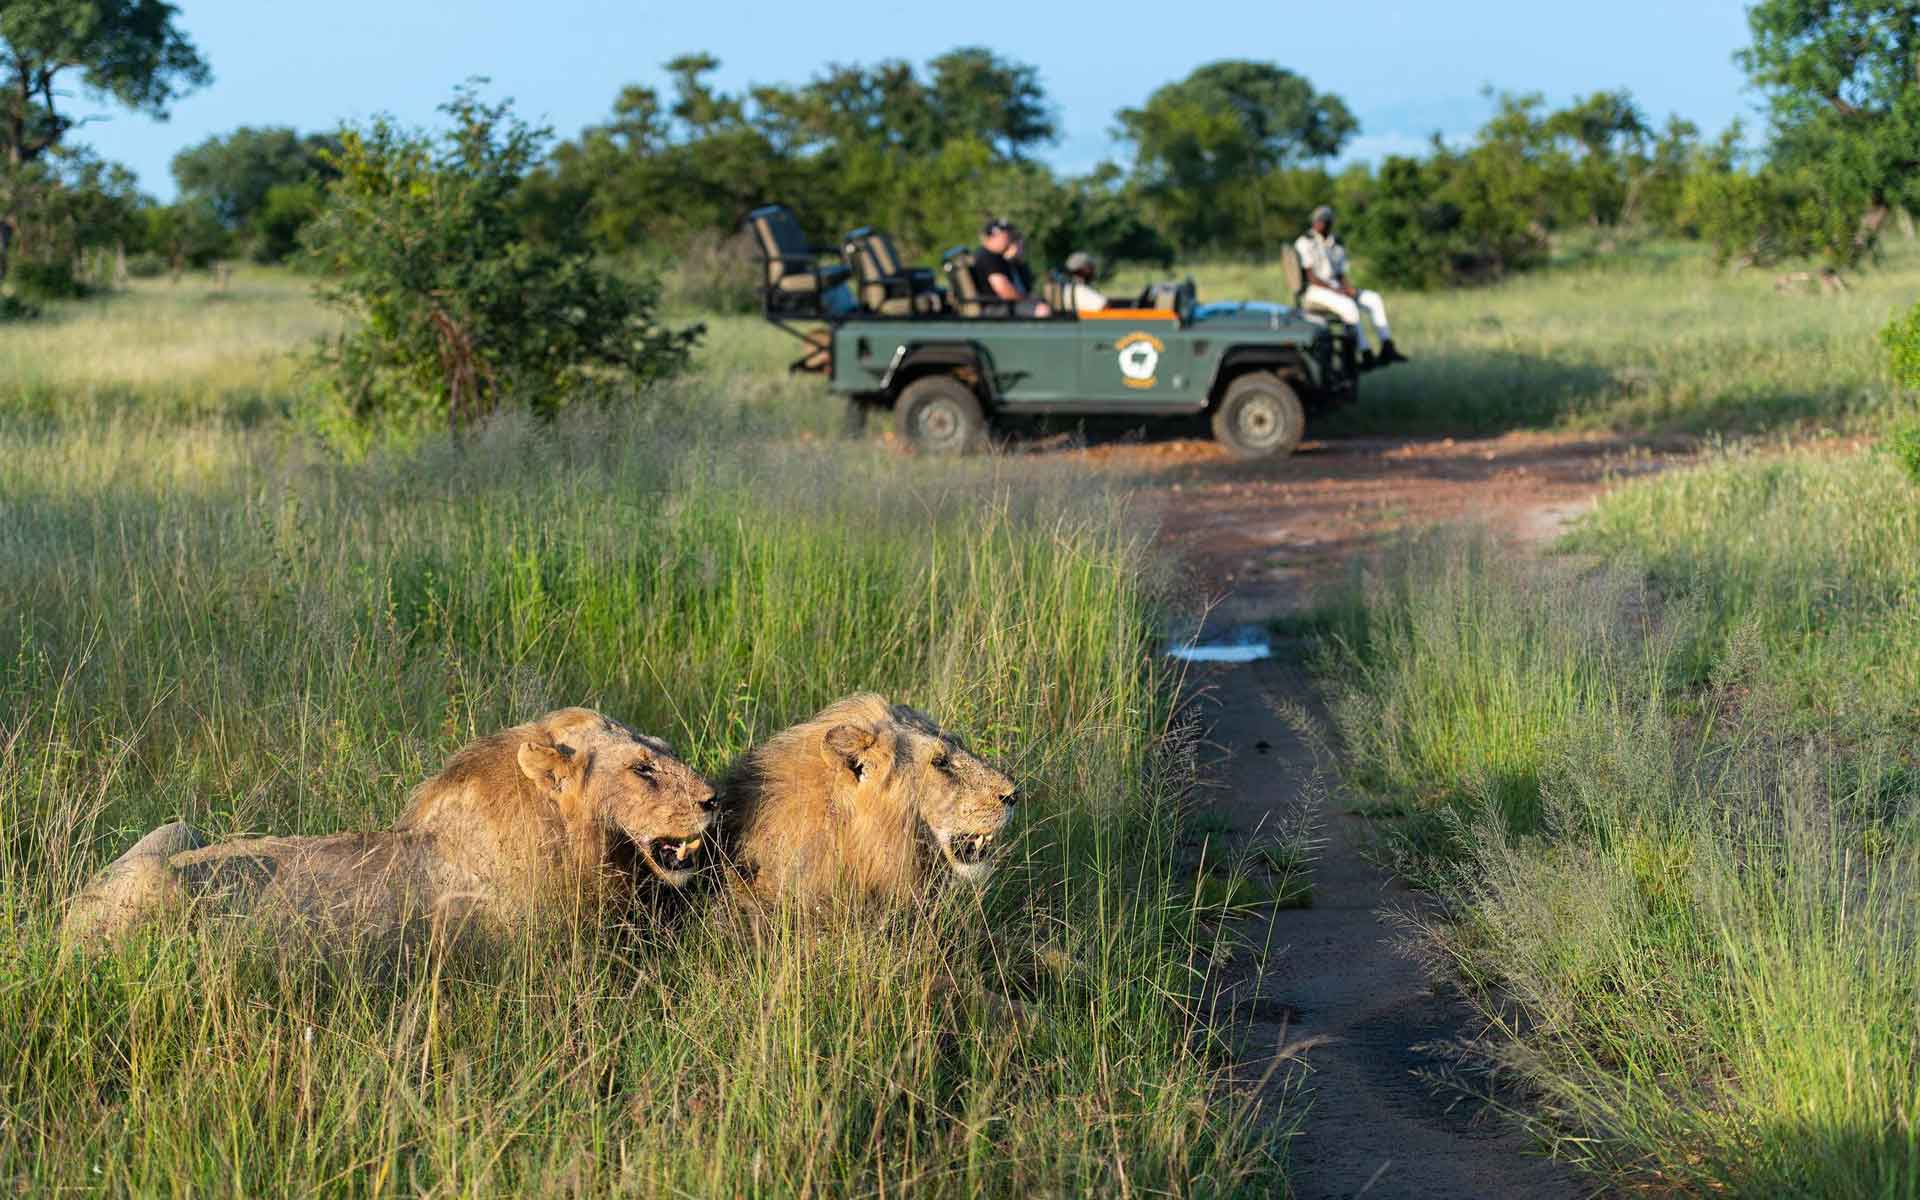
[931,755,952,772]
[630,761,656,780]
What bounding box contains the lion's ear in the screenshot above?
[819,724,877,782]
[517,739,580,794]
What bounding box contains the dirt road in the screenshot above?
[1116,432,1651,1196]
[1204,656,1592,1199]
[1066,428,1683,618]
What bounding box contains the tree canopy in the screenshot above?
[1116,61,1356,252]
[0,0,208,275]
[1739,0,1920,257]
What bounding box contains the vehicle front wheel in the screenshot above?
[1211,371,1306,459]
[894,375,987,455]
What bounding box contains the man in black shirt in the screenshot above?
[971,218,1051,317]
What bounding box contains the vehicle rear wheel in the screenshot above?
[894,374,987,455]
[1211,371,1306,459]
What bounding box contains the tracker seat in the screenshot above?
[746,204,853,318]
[844,227,944,316]
[1281,243,1346,326]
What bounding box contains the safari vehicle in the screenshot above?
[744,204,1367,457]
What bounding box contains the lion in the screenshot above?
[59,708,717,951]
[720,694,1018,905]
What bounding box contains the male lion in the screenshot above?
[722,694,1018,904]
[60,708,716,950]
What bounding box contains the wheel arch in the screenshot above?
[878,341,997,408]
[1206,345,1316,407]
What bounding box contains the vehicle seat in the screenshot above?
[1042,271,1069,313]
[745,204,852,317]
[1281,244,1346,325]
[844,227,944,316]
[942,247,1008,318]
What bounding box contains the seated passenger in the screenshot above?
[972,218,1052,317]
[1006,228,1036,293]
[1295,204,1407,365]
[1063,252,1108,312]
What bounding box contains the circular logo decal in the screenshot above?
[1115,331,1164,388]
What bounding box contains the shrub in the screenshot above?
[303,88,703,431]
[9,257,92,302]
[1884,420,1920,484]
[0,293,41,321]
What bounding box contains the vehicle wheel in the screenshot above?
[894,375,987,455]
[1211,371,1306,459]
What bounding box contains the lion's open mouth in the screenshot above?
[643,836,703,883]
[933,828,999,882]
[947,833,993,865]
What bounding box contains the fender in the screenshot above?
[1205,342,1321,399]
[879,341,1000,403]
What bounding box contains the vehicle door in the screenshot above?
[1076,310,1192,405]
[977,322,1081,406]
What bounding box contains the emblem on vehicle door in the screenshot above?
[1115,331,1163,389]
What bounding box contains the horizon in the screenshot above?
[74,1,1762,200]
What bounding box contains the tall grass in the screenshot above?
[0,396,1278,1191]
[1313,450,1920,1196]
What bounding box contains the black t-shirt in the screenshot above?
[972,247,1022,298]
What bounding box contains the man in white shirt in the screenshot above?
[1294,205,1406,365]
[1064,251,1109,312]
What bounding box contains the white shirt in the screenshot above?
[1068,280,1109,312]
[1294,230,1348,284]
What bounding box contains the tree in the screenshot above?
[1739,0,1920,262]
[303,89,703,431]
[171,125,338,258]
[1117,61,1355,252]
[539,49,1065,262]
[0,0,209,278]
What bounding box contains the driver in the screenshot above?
[1063,251,1109,312]
[972,218,1051,317]
[1295,205,1406,365]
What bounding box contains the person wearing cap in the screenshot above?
[972,219,1051,317]
[1063,251,1109,313]
[1295,205,1406,365]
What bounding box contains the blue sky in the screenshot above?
[75,1,1762,199]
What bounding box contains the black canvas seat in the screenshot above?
[746,204,852,318]
[941,247,1008,318]
[843,226,943,315]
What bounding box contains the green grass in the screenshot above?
[1312,449,1920,1196]
[1188,236,1920,437]
[0,289,1282,1191]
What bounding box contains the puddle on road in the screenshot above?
[1166,624,1272,663]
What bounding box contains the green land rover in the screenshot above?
[745,204,1369,457]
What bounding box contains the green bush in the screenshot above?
[9,257,92,302]
[304,88,702,431]
[1880,303,1920,483]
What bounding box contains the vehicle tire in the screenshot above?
[1211,371,1306,459]
[894,374,987,455]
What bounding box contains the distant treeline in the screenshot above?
[7,0,1918,300]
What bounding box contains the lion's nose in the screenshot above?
[1000,789,1018,807]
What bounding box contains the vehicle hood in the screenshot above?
[1188,301,1318,333]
